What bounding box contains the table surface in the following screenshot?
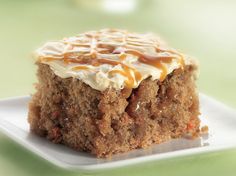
[0,0,236,175]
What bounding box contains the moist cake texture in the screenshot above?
[28,29,200,157]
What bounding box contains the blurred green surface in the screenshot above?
[0,0,236,175]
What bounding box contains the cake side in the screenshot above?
[28,63,200,157]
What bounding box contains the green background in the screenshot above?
[0,0,236,175]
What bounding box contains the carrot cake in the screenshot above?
[28,29,200,158]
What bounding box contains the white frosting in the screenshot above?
[35,29,195,91]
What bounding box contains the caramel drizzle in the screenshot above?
[155,47,185,69]
[64,56,142,88]
[125,49,175,81]
[72,65,89,71]
[40,29,185,88]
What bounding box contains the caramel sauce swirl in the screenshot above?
[36,29,189,90]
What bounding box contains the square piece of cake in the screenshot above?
[28,29,200,158]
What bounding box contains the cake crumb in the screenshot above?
[201,125,209,134]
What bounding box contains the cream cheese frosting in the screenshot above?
[35,29,195,91]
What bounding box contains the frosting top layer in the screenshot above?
[35,29,193,91]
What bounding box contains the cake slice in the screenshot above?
[28,29,200,158]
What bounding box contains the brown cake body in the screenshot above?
[28,63,199,157]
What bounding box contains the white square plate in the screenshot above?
[0,94,236,171]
